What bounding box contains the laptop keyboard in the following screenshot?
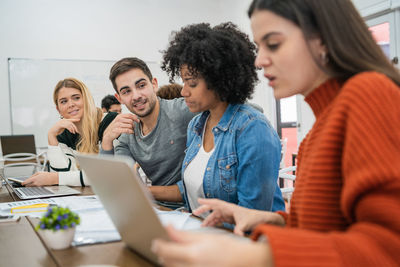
[18,187,54,196]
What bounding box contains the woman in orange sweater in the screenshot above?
[151,0,400,266]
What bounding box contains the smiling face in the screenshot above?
[56,87,84,120]
[180,65,222,113]
[114,68,158,118]
[251,10,331,99]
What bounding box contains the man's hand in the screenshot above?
[102,113,140,150]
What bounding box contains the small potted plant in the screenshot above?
[36,205,80,250]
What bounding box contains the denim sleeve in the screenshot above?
[176,180,188,206]
[235,117,281,211]
[185,116,197,147]
[179,119,196,211]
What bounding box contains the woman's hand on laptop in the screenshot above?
[22,172,59,187]
[193,198,285,236]
[151,225,272,267]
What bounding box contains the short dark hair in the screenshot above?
[157,83,182,100]
[248,0,400,86]
[101,94,120,111]
[109,57,153,93]
[161,22,258,104]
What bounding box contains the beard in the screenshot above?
[129,96,157,118]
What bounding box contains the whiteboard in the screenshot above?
[8,58,169,148]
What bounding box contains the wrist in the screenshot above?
[48,134,59,146]
[255,210,285,227]
[48,127,58,137]
[149,186,161,200]
[101,137,114,150]
[275,211,287,226]
[150,185,182,202]
[53,172,59,184]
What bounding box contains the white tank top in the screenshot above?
[183,118,214,211]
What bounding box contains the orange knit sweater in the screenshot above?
[253,72,400,266]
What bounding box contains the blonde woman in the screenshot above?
[23,78,116,187]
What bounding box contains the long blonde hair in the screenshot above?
[53,78,102,153]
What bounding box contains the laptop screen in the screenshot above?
[0,135,36,156]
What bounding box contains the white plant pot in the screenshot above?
[39,227,76,250]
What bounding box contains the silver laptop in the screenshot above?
[76,154,180,264]
[5,178,81,200]
[11,184,80,200]
[3,165,80,200]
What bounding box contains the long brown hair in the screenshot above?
[248,0,400,86]
[53,78,102,153]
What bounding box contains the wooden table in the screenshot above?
[0,184,156,267]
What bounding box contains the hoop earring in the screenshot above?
[320,52,329,65]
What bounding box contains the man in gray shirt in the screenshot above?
[101,57,195,186]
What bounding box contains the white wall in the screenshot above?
[0,0,277,136]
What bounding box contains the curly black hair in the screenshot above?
[161,22,258,104]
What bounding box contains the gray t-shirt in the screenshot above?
[101,97,195,186]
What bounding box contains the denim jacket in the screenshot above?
[177,104,285,212]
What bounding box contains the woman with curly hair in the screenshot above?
[149,22,285,213]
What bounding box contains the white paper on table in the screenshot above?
[50,195,121,246]
[51,195,104,212]
[0,195,121,246]
[154,209,202,230]
[0,198,56,210]
[0,198,57,217]
[76,209,117,233]
[73,208,121,246]
[0,195,103,217]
